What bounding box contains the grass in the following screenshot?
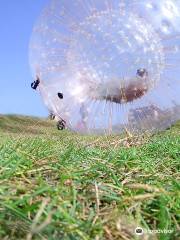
[0,114,179,240]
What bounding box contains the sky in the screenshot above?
[0,0,179,119]
[0,0,49,117]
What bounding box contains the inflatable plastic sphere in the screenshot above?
[29,0,180,134]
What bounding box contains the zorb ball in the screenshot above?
[29,0,180,134]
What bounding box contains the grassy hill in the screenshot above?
[0,115,179,240]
